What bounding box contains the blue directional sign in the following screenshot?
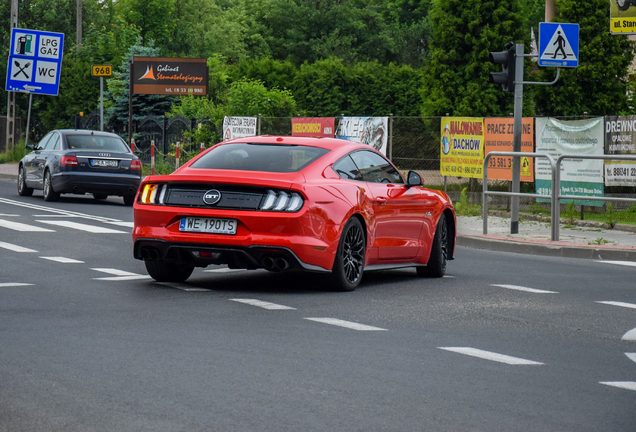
[538,22,579,68]
[5,28,65,96]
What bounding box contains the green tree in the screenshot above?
[115,0,177,50]
[533,0,635,116]
[420,0,529,117]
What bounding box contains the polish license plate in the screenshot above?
[91,159,118,167]
[179,217,237,234]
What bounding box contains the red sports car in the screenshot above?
[132,136,456,291]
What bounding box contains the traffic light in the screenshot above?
[489,42,515,92]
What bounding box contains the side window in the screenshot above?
[332,156,362,181]
[36,133,53,151]
[350,150,404,184]
[48,133,60,150]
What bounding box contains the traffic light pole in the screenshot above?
[510,44,524,234]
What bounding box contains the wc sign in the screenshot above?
[5,28,64,96]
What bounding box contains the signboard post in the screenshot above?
[91,64,112,131]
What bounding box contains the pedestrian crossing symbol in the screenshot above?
[538,22,579,68]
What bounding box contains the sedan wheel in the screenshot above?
[93,193,108,200]
[43,170,60,202]
[331,217,365,291]
[145,260,194,282]
[17,165,33,197]
[417,216,447,278]
[123,195,135,206]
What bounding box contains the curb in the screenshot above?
[457,234,636,262]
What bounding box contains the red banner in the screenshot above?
[292,118,335,137]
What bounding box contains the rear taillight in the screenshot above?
[130,160,141,170]
[61,155,78,166]
[260,190,304,212]
[139,183,167,204]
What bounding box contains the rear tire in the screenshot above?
[43,170,60,202]
[93,193,108,200]
[330,217,365,291]
[123,195,135,206]
[417,216,448,278]
[17,165,33,196]
[145,260,194,282]
[617,0,631,11]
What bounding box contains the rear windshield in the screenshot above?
[66,135,130,152]
[191,143,330,172]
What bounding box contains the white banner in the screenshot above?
[535,117,604,205]
[223,116,257,141]
[336,117,388,155]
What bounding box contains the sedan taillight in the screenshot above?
[61,155,78,166]
[130,160,141,170]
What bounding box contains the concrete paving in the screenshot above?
[2,161,636,261]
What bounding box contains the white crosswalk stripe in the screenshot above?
[490,284,558,294]
[38,220,126,234]
[596,301,636,310]
[91,268,151,281]
[0,241,37,253]
[597,260,636,268]
[40,256,84,264]
[600,382,636,391]
[0,218,55,232]
[438,347,544,365]
[0,282,34,287]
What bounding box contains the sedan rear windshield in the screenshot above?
[66,135,130,152]
[191,143,330,173]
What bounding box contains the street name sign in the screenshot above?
[538,22,579,68]
[5,28,65,95]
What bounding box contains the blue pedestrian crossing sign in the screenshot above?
[538,22,579,68]
[5,28,65,96]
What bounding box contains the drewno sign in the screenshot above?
[131,57,208,96]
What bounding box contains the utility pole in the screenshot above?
[76,0,82,50]
[545,0,555,22]
[6,0,18,151]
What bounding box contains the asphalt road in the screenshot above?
[0,178,635,432]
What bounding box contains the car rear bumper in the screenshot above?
[53,172,141,196]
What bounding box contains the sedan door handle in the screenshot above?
[374,197,387,205]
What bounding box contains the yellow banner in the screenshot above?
[440,117,485,179]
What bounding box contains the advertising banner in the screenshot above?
[131,57,208,95]
[292,117,335,137]
[535,117,604,206]
[610,1,636,34]
[336,117,388,155]
[484,118,534,182]
[223,116,257,141]
[440,117,485,179]
[604,115,636,186]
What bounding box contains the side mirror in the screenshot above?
[25,143,35,151]
[407,170,423,187]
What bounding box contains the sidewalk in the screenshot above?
[2,161,636,261]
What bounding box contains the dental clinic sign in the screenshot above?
[5,28,64,96]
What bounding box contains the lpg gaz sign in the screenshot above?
[6,28,64,96]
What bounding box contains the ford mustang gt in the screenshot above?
[132,136,456,291]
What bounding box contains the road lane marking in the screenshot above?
[626,353,636,364]
[0,197,124,224]
[600,382,636,391]
[0,241,37,253]
[304,318,387,331]
[204,268,246,273]
[0,214,19,217]
[40,257,84,263]
[91,268,151,281]
[0,218,55,232]
[597,260,636,268]
[106,221,134,228]
[596,301,636,310]
[623,328,636,341]
[37,220,126,234]
[230,299,296,310]
[438,347,544,365]
[0,283,34,287]
[490,284,558,294]
[156,283,211,291]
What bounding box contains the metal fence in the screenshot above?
[69,113,636,226]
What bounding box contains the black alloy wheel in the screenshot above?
[43,170,60,202]
[417,215,448,278]
[17,165,33,196]
[331,217,366,291]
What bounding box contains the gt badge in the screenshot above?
[203,189,221,205]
